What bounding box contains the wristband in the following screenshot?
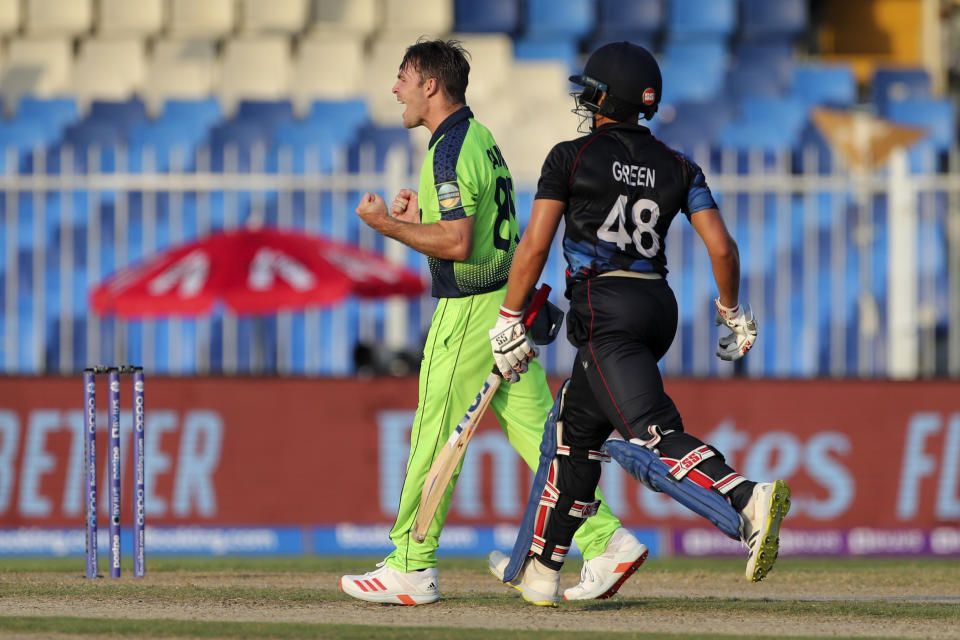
[499,305,522,321]
[715,298,739,316]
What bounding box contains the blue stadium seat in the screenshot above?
[513,38,580,72]
[235,99,296,131]
[660,43,728,104]
[740,96,808,136]
[159,98,223,137]
[590,0,662,52]
[733,42,794,87]
[884,98,955,147]
[348,125,413,172]
[454,0,520,33]
[54,119,125,172]
[790,64,857,107]
[717,97,807,169]
[661,62,725,104]
[792,121,836,174]
[268,122,339,173]
[884,98,956,172]
[306,99,370,145]
[15,97,78,135]
[667,0,737,40]
[724,66,785,99]
[663,41,727,67]
[597,0,663,37]
[872,67,930,112]
[127,120,207,172]
[651,101,732,154]
[739,0,807,42]
[88,98,149,134]
[208,119,271,172]
[0,120,58,173]
[717,118,799,151]
[524,0,595,40]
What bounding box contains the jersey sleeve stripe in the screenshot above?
[432,119,471,219]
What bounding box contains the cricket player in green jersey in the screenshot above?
[340,39,647,605]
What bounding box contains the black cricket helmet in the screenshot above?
[570,41,662,122]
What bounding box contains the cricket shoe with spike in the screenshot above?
[563,528,649,600]
[740,479,792,582]
[488,551,560,607]
[340,562,439,605]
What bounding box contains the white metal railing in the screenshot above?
[0,143,956,378]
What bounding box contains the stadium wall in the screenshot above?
[0,376,959,558]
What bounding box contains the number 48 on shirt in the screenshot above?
[597,195,661,258]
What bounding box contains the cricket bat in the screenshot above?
[411,285,551,543]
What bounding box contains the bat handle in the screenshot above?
[522,284,551,328]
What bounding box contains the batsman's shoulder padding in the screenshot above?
[603,438,742,539]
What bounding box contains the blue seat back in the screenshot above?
[653,101,732,154]
[524,0,595,40]
[717,119,798,151]
[208,120,271,171]
[306,99,370,145]
[872,67,930,112]
[269,122,339,173]
[597,0,663,35]
[884,98,956,150]
[15,96,78,134]
[740,0,807,42]
[55,119,125,172]
[128,120,207,172]
[454,0,520,33]
[160,98,223,136]
[725,66,784,99]
[88,98,149,134]
[513,38,580,72]
[667,0,737,39]
[790,64,857,107]
[235,99,296,132]
[733,42,794,86]
[0,120,52,172]
[660,43,728,104]
[348,125,413,172]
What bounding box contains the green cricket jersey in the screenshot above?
[419,107,518,298]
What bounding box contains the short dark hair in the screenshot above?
[400,38,470,105]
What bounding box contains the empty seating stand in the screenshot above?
[0,0,950,379]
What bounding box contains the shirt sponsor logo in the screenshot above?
[437,182,462,211]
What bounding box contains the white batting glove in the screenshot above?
[714,298,757,361]
[489,306,538,383]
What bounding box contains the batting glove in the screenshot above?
[714,298,757,361]
[489,306,538,383]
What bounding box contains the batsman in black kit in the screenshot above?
[486,42,792,606]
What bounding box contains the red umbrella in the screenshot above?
[90,228,426,317]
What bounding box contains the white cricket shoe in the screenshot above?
[488,551,560,607]
[563,528,648,600]
[340,562,439,605]
[740,479,792,582]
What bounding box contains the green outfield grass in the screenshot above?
[3,553,957,574]
[0,556,957,639]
